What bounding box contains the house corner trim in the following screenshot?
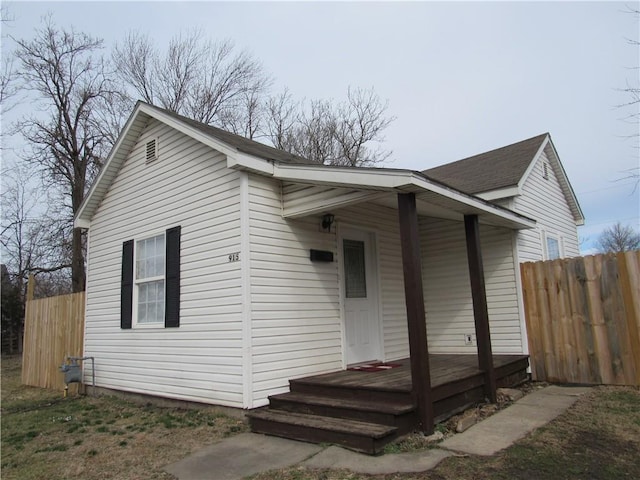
[240,172,253,409]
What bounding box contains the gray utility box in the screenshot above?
[60,361,82,384]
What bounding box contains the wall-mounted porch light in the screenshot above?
[321,213,335,232]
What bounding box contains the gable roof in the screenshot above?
[148,104,312,165]
[424,133,584,225]
[423,133,549,194]
[75,101,535,231]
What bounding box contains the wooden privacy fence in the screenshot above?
[521,251,640,386]
[22,291,85,390]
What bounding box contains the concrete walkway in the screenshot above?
[165,385,591,480]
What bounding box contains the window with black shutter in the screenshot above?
[121,225,180,329]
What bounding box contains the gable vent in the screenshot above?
[543,162,549,180]
[146,139,158,163]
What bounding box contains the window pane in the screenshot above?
[344,239,367,298]
[137,280,165,323]
[136,234,165,279]
[136,245,146,278]
[547,236,560,260]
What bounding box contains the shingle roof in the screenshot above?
[144,102,313,165]
[423,133,549,194]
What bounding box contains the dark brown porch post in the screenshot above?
[397,192,434,434]
[464,214,497,403]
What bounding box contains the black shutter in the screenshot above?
[165,226,181,328]
[121,240,134,329]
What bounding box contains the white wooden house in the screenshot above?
[75,102,583,450]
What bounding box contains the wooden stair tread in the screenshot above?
[291,375,412,393]
[247,409,397,439]
[271,392,414,415]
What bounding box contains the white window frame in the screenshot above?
[132,231,166,327]
[544,231,562,260]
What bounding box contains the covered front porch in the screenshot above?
[248,353,529,454]
[233,160,536,453]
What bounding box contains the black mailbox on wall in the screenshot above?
[310,249,334,262]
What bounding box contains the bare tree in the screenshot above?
[0,6,18,115]
[266,88,299,150]
[1,164,73,352]
[13,19,114,292]
[1,263,23,354]
[596,222,640,253]
[618,6,639,137]
[265,87,395,166]
[1,165,71,279]
[114,30,393,163]
[333,87,395,166]
[113,30,270,137]
[615,6,639,191]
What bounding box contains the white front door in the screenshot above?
[342,229,381,365]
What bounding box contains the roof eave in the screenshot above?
[534,135,585,225]
[476,185,521,201]
[229,160,536,230]
[74,101,149,229]
[75,102,249,229]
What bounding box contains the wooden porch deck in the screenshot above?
[248,354,529,454]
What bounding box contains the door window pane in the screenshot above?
[344,239,367,298]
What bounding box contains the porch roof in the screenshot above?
[228,159,536,230]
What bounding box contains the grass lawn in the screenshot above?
[3,355,639,480]
[1,355,247,480]
[250,385,640,480]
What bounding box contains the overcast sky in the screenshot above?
[2,1,639,253]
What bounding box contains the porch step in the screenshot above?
[268,392,416,432]
[289,378,412,404]
[247,409,398,455]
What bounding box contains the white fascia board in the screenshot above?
[517,135,550,191]
[271,163,535,229]
[544,138,586,225]
[74,102,149,228]
[410,175,536,229]
[518,134,585,225]
[476,186,521,201]
[75,218,91,229]
[138,104,239,159]
[273,163,417,190]
[227,151,274,175]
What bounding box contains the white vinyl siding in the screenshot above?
[84,119,244,407]
[247,182,413,406]
[249,177,342,407]
[420,217,524,354]
[513,148,580,262]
